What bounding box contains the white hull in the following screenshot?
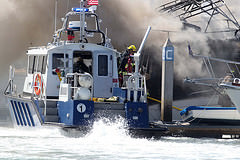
[182,110,240,120]
[220,83,240,112]
[181,106,240,125]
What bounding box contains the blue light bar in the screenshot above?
[72,8,89,12]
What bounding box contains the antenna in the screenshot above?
[66,0,70,15]
[79,0,86,42]
[54,0,58,33]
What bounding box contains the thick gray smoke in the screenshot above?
[100,0,240,79]
[0,0,54,98]
[99,0,240,99]
[0,0,239,100]
[0,0,54,71]
[99,0,211,80]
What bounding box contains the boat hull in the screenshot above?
[223,86,240,111]
[180,106,240,125]
[7,96,43,127]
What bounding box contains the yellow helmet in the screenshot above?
[128,45,137,52]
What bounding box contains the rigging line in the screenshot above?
[205,29,236,33]
[207,57,216,78]
[235,64,240,76]
[204,9,215,33]
[203,57,213,78]
[223,2,240,28]
[152,29,178,33]
[226,63,235,78]
[214,4,240,28]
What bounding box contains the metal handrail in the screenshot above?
[65,73,94,99]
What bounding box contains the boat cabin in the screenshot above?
[23,44,119,99]
[22,6,121,100]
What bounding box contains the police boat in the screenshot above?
[4,2,167,137]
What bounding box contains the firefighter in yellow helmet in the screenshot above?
[120,45,137,72]
[118,45,137,86]
[128,45,137,52]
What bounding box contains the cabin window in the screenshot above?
[37,56,43,73]
[52,53,68,75]
[28,55,47,74]
[37,55,47,74]
[42,56,47,74]
[52,53,64,75]
[98,55,108,76]
[28,55,36,74]
[73,51,92,74]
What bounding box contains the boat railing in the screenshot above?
[65,73,93,100]
[53,7,106,46]
[127,73,147,103]
[4,66,17,96]
[220,77,240,87]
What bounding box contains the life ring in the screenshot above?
[34,74,43,96]
[232,78,240,87]
[233,78,240,84]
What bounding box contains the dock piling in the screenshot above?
[161,38,174,122]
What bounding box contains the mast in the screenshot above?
[79,0,85,42]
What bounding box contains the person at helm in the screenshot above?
[73,57,89,73]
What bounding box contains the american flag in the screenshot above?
[88,0,98,5]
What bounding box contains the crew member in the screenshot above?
[73,57,89,73]
[67,30,75,41]
[119,45,136,73]
[119,45,137,86]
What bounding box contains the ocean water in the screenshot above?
[0,119,240,160]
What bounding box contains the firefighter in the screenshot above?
[120,45,136,73]
[125,45,136,73]
[119,45,137,86]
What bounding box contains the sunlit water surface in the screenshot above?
[0,119,240,160]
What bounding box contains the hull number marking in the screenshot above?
[77,103,86,113]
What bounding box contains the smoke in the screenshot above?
[99,0,211,80]
[0,0,54,72]
[0,0,54,100]
[0,0,239,100]
[99,0,240,99]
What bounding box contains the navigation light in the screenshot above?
[72,8,89,12]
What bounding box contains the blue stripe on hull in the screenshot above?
[18,102,27,126]
[10,100,20,125]
[13,101,23,126]
[25,103,35,126]
[180,106,236,116]
[21,102,31,126]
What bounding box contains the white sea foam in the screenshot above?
[0,120,240,160]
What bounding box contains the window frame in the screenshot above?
[98,55,108,76]
[52,53,69,75]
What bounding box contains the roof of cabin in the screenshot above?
[26,43,121,56]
